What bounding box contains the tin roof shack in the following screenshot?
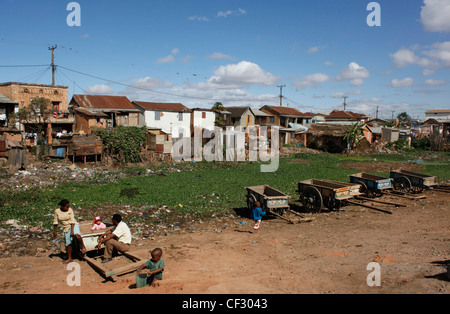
[67,134,103,164]
[71,95,141,134]
[306,124,348,153]
[0,138,26,170]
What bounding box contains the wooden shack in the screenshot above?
[67,134,103,164]
[0,138,26,169]
[147,129,172,154]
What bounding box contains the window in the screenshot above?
[202,112,206,119]
[270,117,274,123]
[155,111,161,121]
[178,112,183,121]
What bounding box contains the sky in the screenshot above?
[1,0,449,119]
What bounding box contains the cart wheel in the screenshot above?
[394,176,411,193]
[356,180,368,196]
[373,189,383,198]
[246,194,257,210]
[301,186,323,213]
[324,197,341,210]
[411,185,423,194]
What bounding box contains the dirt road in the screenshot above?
[0,190,448,294]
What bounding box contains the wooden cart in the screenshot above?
[77,222,146,281]
[297,179,362,213]
[245,185,298,224]
[349,172,393,197]
[390,169,437,194]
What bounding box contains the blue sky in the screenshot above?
[1,0,449,119]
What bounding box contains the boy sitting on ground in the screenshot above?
[137,248,165,287]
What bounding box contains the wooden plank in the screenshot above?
[345,200,392,214]
[355,196,407,207]
[105,260,147,278]
[82,256,107,277]
[268,210,295,224]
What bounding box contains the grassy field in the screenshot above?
[1,152,449,228]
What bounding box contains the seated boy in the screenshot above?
[137,248,165,286]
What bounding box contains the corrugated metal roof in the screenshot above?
[133,101,191,112]
[0,93,17,104]
[72,95,136,110]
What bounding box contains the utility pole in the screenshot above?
[49,45,57,86]
[278,85,286,106]
[376,106,379,119]
[342,96,348,111]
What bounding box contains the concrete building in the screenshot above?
[133,101,192,137]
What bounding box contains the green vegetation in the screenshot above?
[1,152,449,229]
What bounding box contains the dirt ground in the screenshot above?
[0,187,448,294]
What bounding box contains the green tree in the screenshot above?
[397,112,411,128]
[211,102,226,128]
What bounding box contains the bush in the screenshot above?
[95,126,147,164]
[411,138,431,150]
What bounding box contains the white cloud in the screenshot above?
[425,79,446,85]
[308,46,321,54]
[85,84,114,95]
[390,48,433,68]
[188,16,210,22]
[335,62,370,84]
[217,8,247,18]
[293,73,330,89]
[156,48,180,64]
[420,0,450,32]
[207,52,235,60]
[389,77,414,88]
[200,61,280,89]
[422,69,435,76]
[422,41,450,67]
[324,61,334,66]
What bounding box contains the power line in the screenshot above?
[0,64,49,68]
[57,65,279,103]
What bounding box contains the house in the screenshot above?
[425,109,450,122]
[325,110,369,125]
[190,108,216,132]
[260,105,312,128]
[259,105,311,145]
[0,82,74,144]
[133,101,191,137]
[224,106,255,128]
[363,125,382,143]
[70,95,141,134]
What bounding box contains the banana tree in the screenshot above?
[344,123,366,150]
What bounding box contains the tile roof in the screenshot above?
[261,105,305,117]
[72,95,136,110]
[133,101,191,112]
[326,110,366,120]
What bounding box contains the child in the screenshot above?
[137,248,165,287]
[91,217,106,231]
[252,201,266,231]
